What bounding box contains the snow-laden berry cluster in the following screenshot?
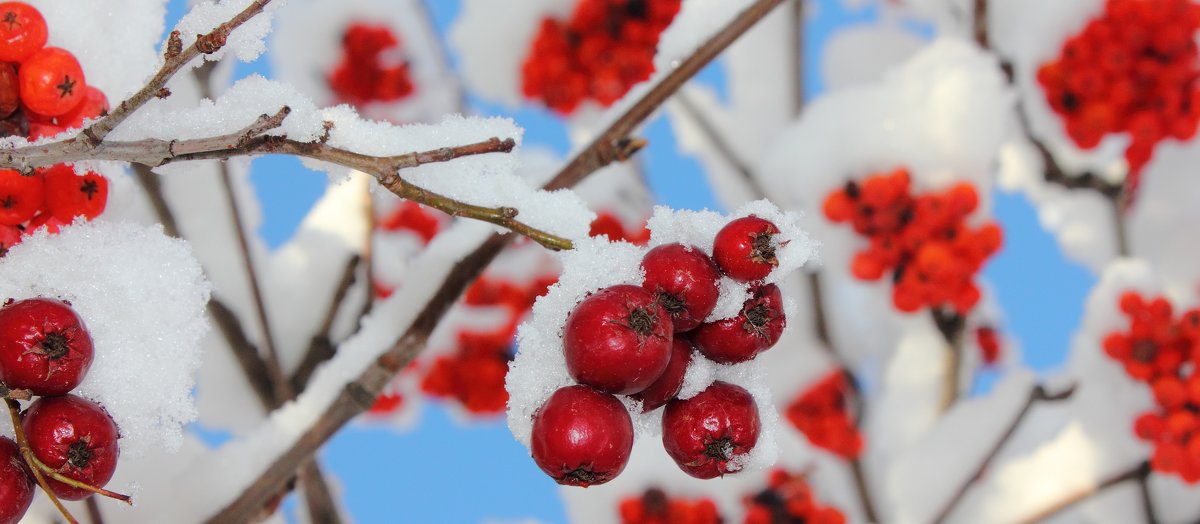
[509,200,815,487]
[0,1,110,253]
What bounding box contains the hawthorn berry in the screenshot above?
[0,169,41,226]
[0,2,46,63]
[618,488,721,524]
[640,243,721,332]
[530,384,633,487]
[42,164,108,221]
[662,381,760,479]
[785,371,863,459]
[563,284,672,395]
[744,469,847,524]
[0,436,34,524]
[19,47,86,117]
[0,63,16,119]
[328,23,415,106]
[631,336,693,412]
[22,394,120,500]
[691,283,785,364]
[712,216,780,282]
[0,297,94,395]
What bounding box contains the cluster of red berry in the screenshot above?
[0,2,109,255]
[0,298,122,524]
[590,210,652,245]
[785,371,862,460]
[1102,291,1200,481]
[618,488,721,524]
[1037,0,1200,198]
[532,216,789,486]
[976,326,1002,366]
[328,22,415,107]
[521,0,681,114]
[822,168,1002,314]
[743,469,847,524]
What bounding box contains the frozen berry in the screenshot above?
[42,165,107,221]
[0,297,94,395]
[640,243,721,332]
[0,169,41,226]
[0,2,46,63]
[712,216,780,282]
[19,47,85,117]
[0,436,33,524]
[531,385,633,487]
[631,336,694,412]
[563,284,672,394]
[22,394,120,500]
[662,381,760,479]
[691,284,786,364]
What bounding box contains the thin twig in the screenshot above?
[849,457,880,524]
[933,308,966,411]
[414,0,466,114]
[973,0,989,49]
[1136,465,1161,524]
[85,496,105,524]
[6,399,77,524]
[790,0,805,114]
[202,3,788,521]
[299,461,343,524]
[1018,461,1150,524]
[290,255,362,393]
[673,91,768,197]
[932,383,1077,523]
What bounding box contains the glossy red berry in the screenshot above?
[712,216,780,282]
[530,385,633,487]
[42,164,108,221]
[22,394,120,500]
[563,284,672,394]
[0,297,94,395]
[640,243,721,332]
[662,381,760,479]
[691,284,786,364]
[0,436,34,524]
[19,47,86,117]
[53,86,108,129]
[0,2,46,63]
[0,169,42,226]
[631,336,693,412]
[0,63,17,119]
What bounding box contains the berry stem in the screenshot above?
[6,399,78,524]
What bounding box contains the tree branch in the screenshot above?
[202,2,789,521]
[932,383,1077,523]
[291,255,362,393]
[933,308,966,411]
[1018,461,1150,524]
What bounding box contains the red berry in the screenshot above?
[640,243,721,332]
[22,395,120,500]
[712,216,781,282]
[53,86,108,129]
[563,284,672,394]
[0,436,33,524]
[42,164,108,221]
[19,47,86,117]
[530,385,633,487]
[0,2,46,63]
[631,336,694,412]
[0,169,41,226]
[662,381,760,479]
[0,63,16,120]
[0,297,94,395]
[691,284,786,364]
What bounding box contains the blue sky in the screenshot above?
[163,0,1097,521]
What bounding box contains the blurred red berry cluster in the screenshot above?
[328,22,415,106]
[743,469,846,524]
[590,210,652,244]
[976,326,1002,366]
[785,371,862,459]
[618,488,721,524]
[822,168,1002,314]
[1102,291,1200,481]
[419,275,557,414]
[521,0,682,114]
[1037,0,1200,198]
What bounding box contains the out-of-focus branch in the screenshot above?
[203,2,789,521]
[790,0,805,114]
[933,308,966,411]
[291,255,362,393]
[1018,461,1150,524]
[932,383,1077,523]
[672,91,767,197]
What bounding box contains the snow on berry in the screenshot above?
[509,200,811,484]
[0,221,209,456]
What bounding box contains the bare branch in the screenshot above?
[932,383,1077,523]
[290,255,362,393]
[933,308,966,411]
[299,461,343,524]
